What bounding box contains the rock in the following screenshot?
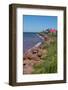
[32,55,40,61]
[23,59,33,66]
[33,50,37,54]
[25,52,33,60]
[38,45,42,49]
[23,59,35,74]
[23,66,33,74]
[38,49,42,57]
[37,52,42,57]
[31,48,38,54]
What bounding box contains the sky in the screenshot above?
[23,15,57,32]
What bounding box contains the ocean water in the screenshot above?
[23,32,43,53]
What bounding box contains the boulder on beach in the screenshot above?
[38,48,42,56]
[23,59,34,67]
[24,52,33,60]
[31,48,38,54]
[38,45,43,49]
[37,52,42,57]
[23,66,33,74]
[32,54,40,61]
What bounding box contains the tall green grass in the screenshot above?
[32,36,57,74]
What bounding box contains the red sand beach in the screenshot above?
[23,34,50,74]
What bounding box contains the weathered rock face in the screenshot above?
[23,46,44,74]
[23,58,43,74]
[38,45,43,49]
[23,59,33,67]
[23,66,33,74]
[23,59,34,74]
[38,48,42,56]
[37,52,42,57]
[31,48,38,54]
[23,37,48,74]
[32,55,40,61]
[24,52,33,60]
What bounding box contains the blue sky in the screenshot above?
[23,15,57,32]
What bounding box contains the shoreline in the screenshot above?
[23,32,57,74]
[24,42,42,55]
[24,33,44,55]
[23,34,47,74]
[23,40,45,74]
[37,33,44,40]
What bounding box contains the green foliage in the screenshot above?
[41,42,49,49]
[32,36,57,74]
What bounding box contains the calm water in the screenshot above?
[23,32,43,53]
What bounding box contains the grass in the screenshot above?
[32,35,57,74]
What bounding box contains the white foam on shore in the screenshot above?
[24,34,44,54]
[34,42,42,47]
[24,42,42,54]
[37,34,44,40]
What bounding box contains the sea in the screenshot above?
[23,32,44,53]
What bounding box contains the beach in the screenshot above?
[23,32,57,74]
[23,33,48,74]
[23,32,44,53]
